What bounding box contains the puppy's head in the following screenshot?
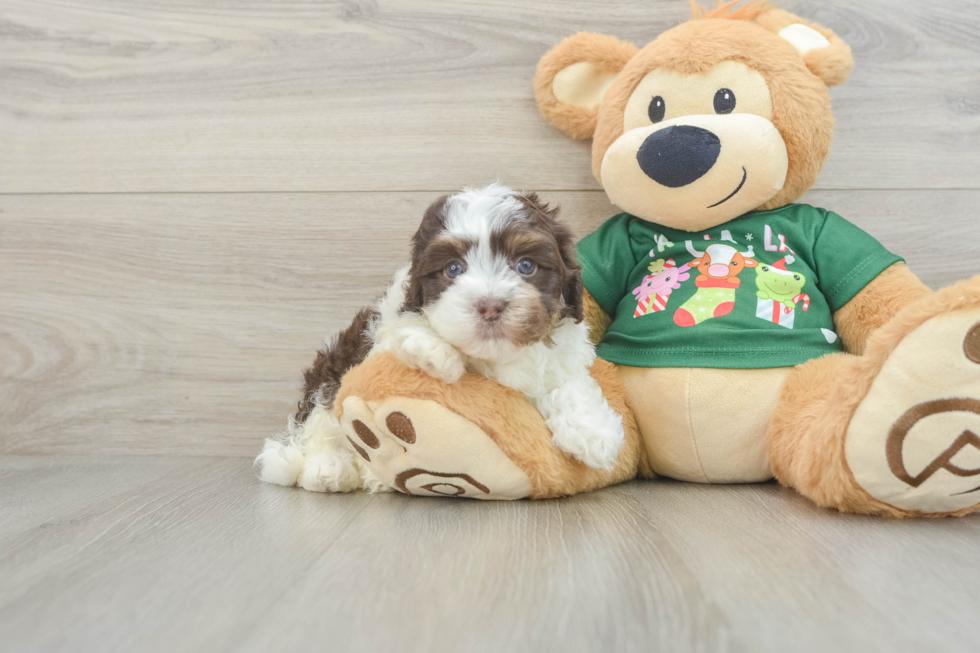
[402,184,583,361]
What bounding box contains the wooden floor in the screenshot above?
[1,456,979,653]
[2,0,980,651]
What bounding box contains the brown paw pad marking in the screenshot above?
[352,420,380,449]
[965,322,980,364]
[422,484,465,496]
[385,411,416,444]
[395,468,489,496]
[888,398,980,493]
[346,436,371,462]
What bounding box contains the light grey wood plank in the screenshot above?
[0,456,977,653]
[0,456,374,653]
[0,456,210,537]
[2,190,978,456]
[1,0,978,193]
[628,482,980,652]
[239,482,731,653]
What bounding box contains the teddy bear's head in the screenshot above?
[534,1,853,232]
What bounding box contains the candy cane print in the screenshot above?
[793,293,810,311]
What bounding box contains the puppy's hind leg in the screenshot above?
[296,307,378,422]
[254,405,356,491]
[256,307,387,492]
[298,406,381,492]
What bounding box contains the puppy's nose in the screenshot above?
[636,125,721,188]
[476,298,507,323]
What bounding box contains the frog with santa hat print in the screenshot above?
[755,256,806,310]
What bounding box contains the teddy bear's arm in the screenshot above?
[832,262,930,355]
[583,290,613,346]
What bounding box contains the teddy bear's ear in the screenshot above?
[753,8,854,87]
[534,32,638,139]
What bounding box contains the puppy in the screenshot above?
[256,184,625,493]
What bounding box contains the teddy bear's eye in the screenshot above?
[648,96,666,123]
[714,88,736,114]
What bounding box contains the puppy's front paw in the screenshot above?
[392,329,466,383]
[550,424,624,470]
[539,382,625,470]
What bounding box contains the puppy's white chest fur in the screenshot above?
[467,320,595,398]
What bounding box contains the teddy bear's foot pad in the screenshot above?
[339,396,532,500]
[846,308,980,514]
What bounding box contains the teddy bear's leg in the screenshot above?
[769,277,980,517]
[333,352,645,499]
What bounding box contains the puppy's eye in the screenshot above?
[648,95,666,123]
[714,88,736,114]
[516,258,536,275]
[445,261,465,279]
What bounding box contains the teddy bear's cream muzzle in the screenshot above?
[600,113,788,231]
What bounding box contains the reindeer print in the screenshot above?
[673,240,757,327]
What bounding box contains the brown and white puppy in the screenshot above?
[256,185,625,494]
[385,184,584,368]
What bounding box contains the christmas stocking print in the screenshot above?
[673,241,757,327]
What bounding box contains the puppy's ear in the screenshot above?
[754,8,854,87]
[400,195,448,313]
[519,192,585,323]
[400,275,426,314]
[534,32,637,140]
[560,264,585,323]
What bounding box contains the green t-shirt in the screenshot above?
[577,203,903,369]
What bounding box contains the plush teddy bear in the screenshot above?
[320,1,980,517]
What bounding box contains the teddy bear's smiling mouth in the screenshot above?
[707,166,747,209]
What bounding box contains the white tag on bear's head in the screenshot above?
[779,23,831,55]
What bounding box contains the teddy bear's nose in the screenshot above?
[636,125,721,188]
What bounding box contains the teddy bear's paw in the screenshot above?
[338,395,531,500]
[846,308,980,514]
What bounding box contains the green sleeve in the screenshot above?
[813,211,905,312]
[576,213,637,317]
